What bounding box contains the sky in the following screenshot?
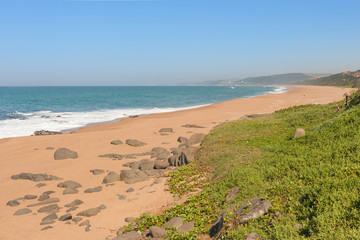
[0,0,360,86]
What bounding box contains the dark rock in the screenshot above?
[54,148,78,160]
[142,169,165,177]
[99,153,123,160]
[11,172,61,182]
[236,197,272,223]
[102,171,120,184]
[42,213,58,222]
[63,187,79,195]
[34,130,61,136]
[66,207,78,212]
[111,140,123,145]
[170,147,180,155]
[24,195,37,200]
[125,139,147,147]
[114,231,141,240]
[154,160,169,169]
[122,162,131,167]
[14,208,32,215]
[72,217,82,223]
[64,199,84,208]
[38,194,50,201]
[57,180,82,188]
[125,217,135,222]
[76,205,105,217]
[177,221,195,233]
[27,198,60,207]
[177,136,188,143]
[59,213,72,221]
[118,194,127,200]
[43,191,55,195]
[90,169,105,175]
[84,186,102,193]
[149,226,167,238]
[151,147,170,160]
[188,133,206,145]
[164,217,184,228]
[178,143,190,149]
[126,188,134,193]
[79,219,90,226]
[226,187,240,202]
[6,200,20,207]
[181,124,205,128]
[178,146,197,164]
[41,226,53,231]
[210,213,225,238]
[294,128,306,138]
[46,147,55,150]
[38,204,60,213]
[246,232,261,240]
[129,161,141,170]
[85,225,91,232]
[161,142,171,144]
[40,220,56,225]
[36,183,46,188]
[120,170,149,184]
[139,160,155,170]
[159,128,173,133]
[124,152,151,159]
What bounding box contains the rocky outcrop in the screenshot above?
[57,180,82,189]
[111,140,123,145]
[168,146,197,167]
[159,128,173,133]
[11,173,62,182]
[120,170,149,184]
[150,147,170,160]
[236,197,272,223]
[76,205,106,217]
[182,124,205,128]
[33,130,62,136]
[126,139,147,147]
[99,153,123,160]
[102,171,120,184]
[188,133,206,145]
[54,148,78,160]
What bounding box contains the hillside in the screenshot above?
[118,90,360,239]
[192,73,316,86]
[299,70,360,87]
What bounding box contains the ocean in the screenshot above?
[0,86,287,139]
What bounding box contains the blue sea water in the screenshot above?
[0,86,287,138]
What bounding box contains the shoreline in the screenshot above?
[0,85,284,140]
[0,85,353,240]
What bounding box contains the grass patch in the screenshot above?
[124,90,360,239]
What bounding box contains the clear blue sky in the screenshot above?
[1,0,359,86]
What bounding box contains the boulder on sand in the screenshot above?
[126,139,147,147]
[120,170,148,184]
[151,147,170,160]
[188,133,206,145]
[102,171,120,184]
[54,148,78,160]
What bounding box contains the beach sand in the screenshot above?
[0,85,353,240]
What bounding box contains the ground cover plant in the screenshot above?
[122,90,360,239]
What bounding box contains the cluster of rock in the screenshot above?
[210,188,272,239]
[33,130,62,136]
[114,217,195,240]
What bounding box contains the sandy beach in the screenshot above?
[0,85,352,240]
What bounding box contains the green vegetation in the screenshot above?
[124,90,360,239]
[300,70,360,87]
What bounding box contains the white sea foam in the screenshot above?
[268,86,288,94]
[0,87,286,139]
[0,105,207,139]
